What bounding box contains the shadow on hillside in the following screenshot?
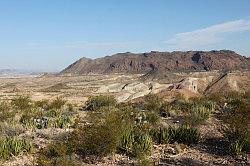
[198,137,230,157]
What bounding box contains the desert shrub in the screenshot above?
[70,107,129,158]
[84,95,117,111]
[185,105,211,127]
[158,103,171,117]
[11,96,32,110]
[0,136,32,160]
[144,94,163,113]
[221,93,250,155]
[44,109,60,117]
[132,131,153,158]
[37,142,75,166]
[145,111,160,126]
[0,101,15,121]
[19,108,50,129]
[55,115,73,129]
[48,97,66,110]
[0,123,25,136]
[206,92,224,104]
[35,99,49,110]
[66,103,75,112]
[170,99,193,113]
[134,111,159,127]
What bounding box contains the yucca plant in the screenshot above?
[0,136,32,160]
[151,127,171,144]
[168,127,200,145]
[119,126,134,154]
[230,139,245,155]
[56,115,73,128]
[185,105,211,127]
[132,132,153,158]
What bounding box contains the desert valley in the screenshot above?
[1,1,250,165]
[0,50,249,165]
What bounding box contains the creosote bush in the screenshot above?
[84,95,117,111]
[11,96,32,110]
[48,97,66,110]
[0,101,15,121]
[218,91,250,155]
[144,94,163,112]
[37,142,75,166]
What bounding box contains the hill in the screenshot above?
[61,50,250,75]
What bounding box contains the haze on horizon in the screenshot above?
[0,0,250,72]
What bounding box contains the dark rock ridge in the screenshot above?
[61,50,250,74]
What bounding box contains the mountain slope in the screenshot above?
[61,50,250,75]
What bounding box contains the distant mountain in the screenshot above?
[61,50,250,75]
[0,69,43,76]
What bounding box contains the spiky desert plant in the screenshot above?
[56,115,73,128]
[169,126,200,145]
[132,132,153,158]
[119,126,134,154]
[230,139,245,155]
[151,127,171,144]
[0,136,32,160]
[185,105,211,127]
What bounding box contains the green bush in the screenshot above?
[222,93,250,155]
[84,95,117,111]
[11,96,32,110]
[118,126,134,154]
[185,105,211,127]
[0,101,15,121]
[37,142,75,166]
[48,97,66,110]
[0,136,32,160]
[144,94,163,113]
[35,99,49,110]
[170,127,200,145]
[132,131,153,158]
[70,107,127,158]
[55,115,73,129]
[151,127,171,144]
[170,99,193,113]
[230,139,245,155]
[151,127,200,145]
[19,108,43,128]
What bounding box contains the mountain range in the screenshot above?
[61,50,250,75]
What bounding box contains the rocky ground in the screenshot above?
[0,71,249,166]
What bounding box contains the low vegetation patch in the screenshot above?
[0,136,32,160]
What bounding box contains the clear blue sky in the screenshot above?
[0,0,250,71]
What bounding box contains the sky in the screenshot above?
[0,0,250,72]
